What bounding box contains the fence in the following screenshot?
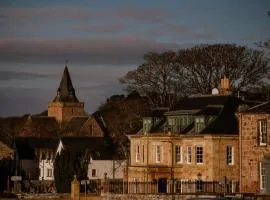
[108,179,239,194]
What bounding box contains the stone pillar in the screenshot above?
[71,175,80,200]
[101,172,108,196]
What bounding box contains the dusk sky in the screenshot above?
[0,0,269,116]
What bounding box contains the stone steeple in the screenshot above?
[48,64,85,123]
[53,65,79,103]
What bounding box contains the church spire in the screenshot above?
[53,62,79,102]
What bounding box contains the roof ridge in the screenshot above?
[245,101,270,112]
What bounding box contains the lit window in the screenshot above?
[196,146,203,164]
[226,146,234,165]
[47,168,53,177]
[92,169,96,177]
[187,146,192,164]
[156,145,161,163]
[175,145,182,163]
[136,145,140,162]
[258,120,267,146]
[195,117,205,133]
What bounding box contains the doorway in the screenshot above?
[158,178,167,193]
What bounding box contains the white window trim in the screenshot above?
[259,120,267,146]
[260,162,266,190]
[187,146,192,164]
[175,145,182,163]
[227,146,234,165]
[47,168,53,177]
[195,146,203,164]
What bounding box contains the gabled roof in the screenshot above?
[52,66,79,103]
[58,136,123,160]
[0,115,29,137]
[172,95,233,111]
[19,116,59,137]
[61,117,89,133]
[242,101,270,114]
[14,137,59,159]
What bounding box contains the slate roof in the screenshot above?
[52,66,79,103]
[242,101,270,114]
[20,116,59,137]
[144,94,242,135]
[0,115,29,137]
[172,95,233,111]
[59,136,123,160]
[61,117,89,133]
[14,137,59,159]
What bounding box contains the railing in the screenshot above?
[107,180,239,194]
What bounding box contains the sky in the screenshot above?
[0,0,269,116]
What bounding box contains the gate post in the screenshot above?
[71,175,80,200]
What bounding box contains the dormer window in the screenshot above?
[143,118,152,133]
[195,117,205,133]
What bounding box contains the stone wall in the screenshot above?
[0,141,13,159]
[129,134,239,182]
[48,102,85,123]
[238,113,270,193]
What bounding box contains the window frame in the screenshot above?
[47,168,53,177]
[156,145,161,163]
[258,119,267,146]
[175,145,182,163]
[187,146,192,164]
[195,117,205,133]
[260,162,266,190]
[92,169,96,177]
[226,145,234,165]
[195,146,203,164]
[135,144,140,162]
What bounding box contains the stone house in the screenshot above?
[238,101,270,194]
[128,77,242,193]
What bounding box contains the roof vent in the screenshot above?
[212,88,219,95]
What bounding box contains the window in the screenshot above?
[136,145,140,162]
[258,120,267,146]
[143,118,152,133]
[175,145,182,163]
[92,169,96,177]
[156,145,161,163]
[47,168,53,177]
[260,162,266,191]
[196,146,203,164]
[226,146,234,165]
[142,145,144,162]
[195,117,205,133]
[187,146,192,164]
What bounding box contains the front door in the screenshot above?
[158,178,167,193]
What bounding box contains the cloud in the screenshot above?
[0,36,183,65]
[0,6,170,23]
[0,70,53,81]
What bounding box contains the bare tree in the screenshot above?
[120,51,187,108]
[175,44,269,94]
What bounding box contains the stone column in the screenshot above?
[71,175,80,200]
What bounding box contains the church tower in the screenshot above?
[48,64,85,123]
